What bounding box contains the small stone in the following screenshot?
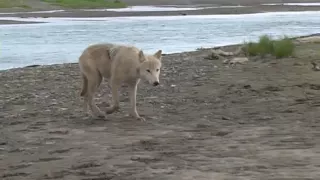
[293,62,303,66]
[223,59,230,64]
[49,128,69,134]
[222,116,230,120]
[0,142,7,145]
[45,141,55,145]
[215,131,229,136]
[243,85,251,89]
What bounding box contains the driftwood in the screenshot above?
[296,36,320,44]
[223,57,249,66]
[211,45,244,57]
[205,45,245,60]
[205,45,249,66]
[25,64,41,68]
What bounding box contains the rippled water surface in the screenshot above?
[1,11,320,70]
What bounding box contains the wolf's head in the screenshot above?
[138,50,162,86]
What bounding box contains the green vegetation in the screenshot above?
[42,0,127,9]
[244,35,295,58]
[0,0,31,8]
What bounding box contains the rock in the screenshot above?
[204,53,220,60]
[243,84,252,89]
[229,57,249,65]
[223,59,230,64]
[311,61,320,71]
[293,62,303,66]
[222,116,231,120]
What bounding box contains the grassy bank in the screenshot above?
[0,0,127,9]
[244,35,295,58]
[42,0,127,9]
[0,0,30,9]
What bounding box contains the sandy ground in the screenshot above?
[0,38,320,179]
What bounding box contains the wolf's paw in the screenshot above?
[132,115,145,122]
[136,116,146,122]
[106,106,119,114]
[130,111,145,121]
[106,108,114,114]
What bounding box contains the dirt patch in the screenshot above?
[0,42,320,179]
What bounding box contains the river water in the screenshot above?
[0,11,320,70]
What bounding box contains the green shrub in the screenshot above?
[243,42,261,56]
[257,35,274,56]
[0,0,30,8]
[244,35,295,58]
[273,36,295,58]
[42,0,127,9]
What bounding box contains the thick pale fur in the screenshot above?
[79,43,162,121]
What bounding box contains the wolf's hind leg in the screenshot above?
[87,71,105,118]
[106,78,120,114]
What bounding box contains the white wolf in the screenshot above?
[78,43,162,121]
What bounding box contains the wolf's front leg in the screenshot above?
[128,83,145,121]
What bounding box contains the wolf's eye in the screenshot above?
[156,69,159,72]
[147,69,151,73]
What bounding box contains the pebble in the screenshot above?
[45,141,55,145]
[222,116,231,120]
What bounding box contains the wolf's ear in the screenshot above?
[154,50,162,59]
[138,50,146,63]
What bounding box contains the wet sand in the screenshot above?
[0,20,43,25]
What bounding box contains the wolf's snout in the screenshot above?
[153,81,159,86]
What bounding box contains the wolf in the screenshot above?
[78,43,162,121]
